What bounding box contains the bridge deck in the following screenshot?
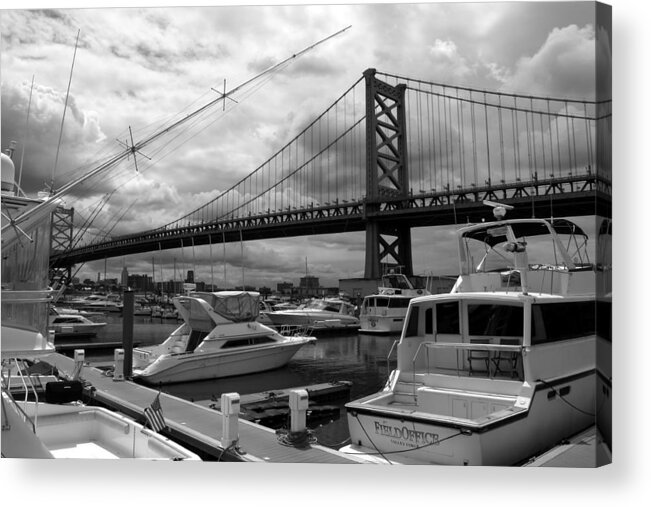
[43,353,364,464]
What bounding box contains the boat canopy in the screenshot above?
[462,219,588,247]
[193,291,260,322]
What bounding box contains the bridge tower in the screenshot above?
[363,68,413,279]
[49,205,74,290]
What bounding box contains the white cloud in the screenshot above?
[502,24,597,99]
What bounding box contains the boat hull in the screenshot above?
[359,314,405,334]
[267,311,359,330]
[135,341,310,385]
[344,371,596,466]
[51,322,106,338]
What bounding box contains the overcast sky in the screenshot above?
[1,2,609,288]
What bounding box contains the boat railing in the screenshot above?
[386,339,399,377]
[411,341,524,397]
[1,360,39,433]
[279,324,315,337]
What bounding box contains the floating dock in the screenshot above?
[42,353,366,463]
[523,426,611,467]
[199,381,352,428]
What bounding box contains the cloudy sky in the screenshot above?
[1,1,609,288]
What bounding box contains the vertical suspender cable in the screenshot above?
[564,101,572,172]
[539,112,547,179]
[530,98,537,180]
[483,93,491,185]
[547,100,555,177]
[447,95,454,189]
[457,89,465,188]
[498,95,505,183]
[514,97,521,180]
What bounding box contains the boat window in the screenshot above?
[221,336,277,348]
[52,316,82,324]
[531,301,595,344]
[436,301,460,334]
[425,308,433,334]
[385,275,412,289]
[405,306,420,337]
[468,304,523,337]
[375,297,390,307]
[596,300,611,342]
[388,298,410,308]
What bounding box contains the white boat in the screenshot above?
[265,298,360,331]
[257,300,276,326]
[132,291,316,384]
[74,293,123,313]
[342,205,606,465]
[359,269,431,334]
[49,306,107,339]
[1,390,199,460]
[1,151,199,460]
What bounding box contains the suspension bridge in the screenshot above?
[49,68,611,281]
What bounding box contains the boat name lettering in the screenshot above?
[374,422,439,446]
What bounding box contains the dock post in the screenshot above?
[289,389,309,433]
[113,348,125,381]
[72,349,85,380]
[221,392,240,449]
[122,289,134,378]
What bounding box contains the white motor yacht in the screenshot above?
[359,269,430,334]
[49,306,107,339]
[132,291,316,384]
[74,293,123,313]
[1,151,199,460]
[265,298,360,331]
[342,206,608,466]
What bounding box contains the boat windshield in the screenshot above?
[382,274,413,290]
[193,292,260,322]
[306,300,343,313]
[460,219,592,273]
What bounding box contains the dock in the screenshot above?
[523,426,611,467]
[196,381,352,428]
[42,353,366,464]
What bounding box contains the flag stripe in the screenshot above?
[144,392,166,432]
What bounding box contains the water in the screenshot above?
[82,314,400,449]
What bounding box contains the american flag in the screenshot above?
[144,391,166,433]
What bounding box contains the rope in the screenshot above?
[275,428,317,448]
[536,378,600,417]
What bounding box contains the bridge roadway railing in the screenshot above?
[50,173,610,267]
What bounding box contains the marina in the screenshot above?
[1,4,611,476]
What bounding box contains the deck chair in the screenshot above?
[492,338,521,378]
[467,338,490,375]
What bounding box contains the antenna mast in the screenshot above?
[51,29,80,195]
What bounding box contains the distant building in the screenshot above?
[158,280,185,295]
[298,276,319,297]
[277,282,293,295]
[128,274,153,293]
[186,270,194,283]
[121,266,129,287]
